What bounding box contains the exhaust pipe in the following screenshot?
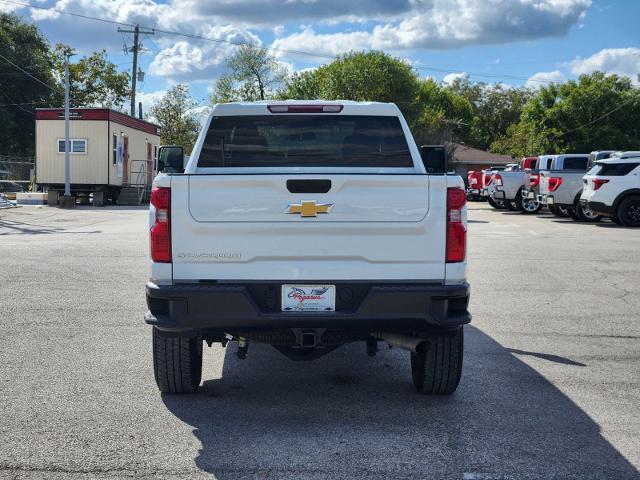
[377,333,427,353]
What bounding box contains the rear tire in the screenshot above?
[488,198,506,209]
[507,200,519,211]
[517,190,543,214]
[567,207,581,221]
[549,205,569,217]
[411,328,464,395]
[617,195,640,227]
[611,215,622,225]
[575,202,602,222]
[153,328,203,394]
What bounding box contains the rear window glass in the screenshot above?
[197,115,413,168]
[562,157,588,170]
[597,162,640,176]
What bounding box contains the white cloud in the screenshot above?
[137,90,166,116]
[15,0,595,86]
[273,25,285,38]
[525,70,566,87]
[174,0,413,24]
[442,72,469,85]
[272,0,591,53]
[271,27,370,58]
[570,48,640,84]
[148,26,261,82]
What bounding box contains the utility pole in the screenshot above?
[64,54,71,197]
[60,51,75,208]
[118,25,154,116]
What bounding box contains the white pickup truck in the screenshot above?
[537,154,596,221]
[492,156,540,213]
[145,101,471,395]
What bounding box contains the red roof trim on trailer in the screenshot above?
[35,108,161,136]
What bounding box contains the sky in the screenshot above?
[1,0,639,115]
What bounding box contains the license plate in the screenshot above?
[282,285,336,312]
[546,197,554,205]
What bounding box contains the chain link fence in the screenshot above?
[0,156,34,192]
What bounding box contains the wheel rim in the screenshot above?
[581,205,600,220]
[558,206,568,215]
[628,204,640,223]
[522,197,540,212]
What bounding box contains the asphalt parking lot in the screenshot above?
[1,203,639,480]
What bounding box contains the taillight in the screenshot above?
[495,174,503,186]
[530,174,540,187]
[548,177,563,192]
[268,104,343,113]
[446,188,466,263]
[484,174,492,185]
[593,178,610,191]
[150,187,171,263]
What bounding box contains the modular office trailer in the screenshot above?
[35,108,161,203]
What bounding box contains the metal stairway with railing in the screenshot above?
[117,160,152,205]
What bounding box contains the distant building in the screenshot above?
[35,108,161,204]
[450,143,514,176]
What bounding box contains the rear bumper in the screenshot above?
[580,200,613,216]
[538,194,570,207]
[145,281,471,334]
[492,189,506,200]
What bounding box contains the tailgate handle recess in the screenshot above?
[286,179,331,194]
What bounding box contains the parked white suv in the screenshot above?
[145,101,471,395]
[581,151,640,226]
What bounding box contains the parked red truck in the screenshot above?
[467,170,484,200]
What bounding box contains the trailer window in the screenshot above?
[197,115,413,168]
[57,139,87,154]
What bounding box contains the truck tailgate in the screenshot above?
[171,174,447,281]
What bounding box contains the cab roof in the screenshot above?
[597,154,640,164]
[210,100,402,117]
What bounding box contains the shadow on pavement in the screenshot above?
[0,218,100,235]
[162,327,638,479]
[507,348,587,367]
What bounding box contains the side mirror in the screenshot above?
[158,145,185,174]
[420,145,447,174]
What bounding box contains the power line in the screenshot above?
[0,0,556,84]
[0,101,45,106]
[558,94,638,137]
[0,91,35,115]
[2,0,635,86]
[0,51,59,92]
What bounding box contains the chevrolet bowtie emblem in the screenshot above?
[286,201,333,218]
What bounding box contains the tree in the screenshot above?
[53,45,130,108]
[150,84,200,154]
[492,72,640,156]
[280,51,473,149]
[278,69,322,100]
[412,78,473,147]
[0,13,56,156]
[281,51,423,124]
[445,78,533,151]
[211,44,287,103]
